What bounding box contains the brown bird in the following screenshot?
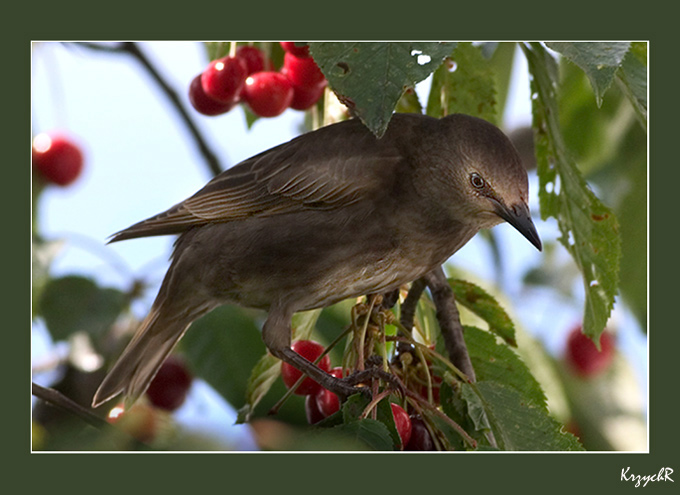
[92,113,541,408]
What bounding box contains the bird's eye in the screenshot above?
[470,173,485,189]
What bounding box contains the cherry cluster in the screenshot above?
[189,42,327,118]
[281,339,420,450]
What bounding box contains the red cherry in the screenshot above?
[289,83,326,111]
[280,42,310,58]
[565,326,615,377]
[201,56,248,104]
[242,71,294,118]
[188,74,235,116]
[145,355,193,411]
[282,52,325,90]
[314,367,345,417]
[32,132,84,186]
[236,45,268,75]
[305,395,325,425]
[405,415,435,451]
[280,340,331,395]
[390,403,412,449]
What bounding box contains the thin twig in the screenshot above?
[31,382,111,431]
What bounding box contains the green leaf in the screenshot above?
[375,398,401,449]
[449,279,516,346]
[465,326,548,409]
[237,353,281,423]
[546,42,630,106]
[332,419,394,451]
[310,42,454,137]
[180,305,268,414]
[291,308,322,341]
[522,43,621,343]
[467,381,583,451]
[487,42,517,122]
[39,275,127,341]
[616,42,647,130]
[341,393,371,423]
[460,383,492,432]
[426,42,498,125]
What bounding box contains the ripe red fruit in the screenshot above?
[280,340,331,395]
[242,71,294,117]
[305,395,325,425]
[282,52,325,90]
[201,56,248,104]
[565,326,615,377]
[314,367,345,417]
[32,132,84,186]
[188,74,236,116]
[289,83,326,111]
[280,42,310,58]
[405,415,435,450]
[390,403,412,449]
[145,355,193,411]
[236,45,267,75]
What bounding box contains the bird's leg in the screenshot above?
[423,266,477,382]
[262,303,368,401]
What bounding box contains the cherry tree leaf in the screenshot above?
[546,42,630,106]
[310,42,455,137]
[522,43,621,343]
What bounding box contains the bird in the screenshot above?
[91,112,542,408]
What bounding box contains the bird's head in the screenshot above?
[427,114,542,251]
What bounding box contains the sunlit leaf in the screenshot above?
[616,42,647,130]
[546,42,630,106]
[426,42,498,124]
[466,381,583,451]
[465,326,547,409]
[449,279,516,346]
[236,353,281,423]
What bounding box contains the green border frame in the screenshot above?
[18,2,667,493]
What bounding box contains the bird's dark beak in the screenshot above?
[494,201,542,251]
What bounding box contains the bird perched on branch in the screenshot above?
[92,113,542,408]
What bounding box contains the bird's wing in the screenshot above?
[109,119,404,242]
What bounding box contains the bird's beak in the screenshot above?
[494,200,542,251]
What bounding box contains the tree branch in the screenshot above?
[423,266,477,382]
[32,382,112,431]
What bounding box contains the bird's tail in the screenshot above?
[91,304,201,409]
